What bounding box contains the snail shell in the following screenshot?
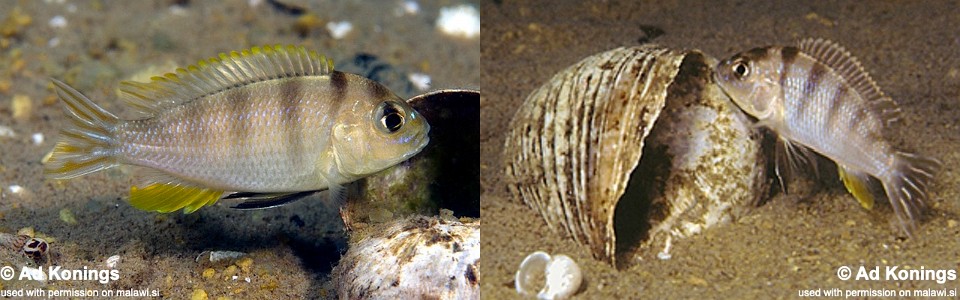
[515,251,582,300]
[502,45,768,266]
[332,215,480,299]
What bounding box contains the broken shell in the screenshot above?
[515,251,582,300]
[333,215,479,299]
[502,45,768,266]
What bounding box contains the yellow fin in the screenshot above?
[838,166,874,210]
[129,183,223,213]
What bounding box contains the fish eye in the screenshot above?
[732,60,750,79]
[378,102,405,133]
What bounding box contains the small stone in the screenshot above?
[293,14,323,37]
[12,94,32,121]
[687,275,708,287]
[844,220,856,227]
[17,227,34,237]
[31,133,43,145]
[259,279,279,291]
[0,125,15,138]
[436,5,480,39]
[236,257,253,273]
[948,219,957,228]
[202,268,215,279]
[326,21,353,39]
[190,289,208,300]
[59,208,78,225]
[223,265,238,279]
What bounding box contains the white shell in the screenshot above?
[515,251,583,300]
[333,216,479,299]
[503,45,768,266]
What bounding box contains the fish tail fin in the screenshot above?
[44,79,121,179]
[882,152,941,236]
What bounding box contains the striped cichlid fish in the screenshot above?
[45,45,430,213]
[714,38,941,235]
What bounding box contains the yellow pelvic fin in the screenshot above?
[129,183,223,213]
[838,166,874,210]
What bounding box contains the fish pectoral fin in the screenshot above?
[227,190,321,210]
[774,137,823,192]
[129,183,224,213]
[838,166,879,210]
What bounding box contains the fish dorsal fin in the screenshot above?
[129,182,224,213]
[119,45,334,115]
[798,38,901,124]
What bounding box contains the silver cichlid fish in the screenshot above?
[45,45,430,213]
[714,38,941,235]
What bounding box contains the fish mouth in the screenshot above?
[412,129,430,154]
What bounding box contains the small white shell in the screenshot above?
[516,251,582,300]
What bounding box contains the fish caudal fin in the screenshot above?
[45,79,121,179]
[882,152,942,236]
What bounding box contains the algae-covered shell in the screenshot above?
[502,45,768,266]
[332,215,479,299]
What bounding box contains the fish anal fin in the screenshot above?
[118,45,335,115]
[838,166,878,210]
[227,190,320,210]
[129,183,223,213]
[797,38,901,125]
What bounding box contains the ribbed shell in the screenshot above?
[503,45,768,266]
[503,45,683,264]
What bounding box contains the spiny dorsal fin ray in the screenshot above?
[797,38,901,125]
[119,45,334,115]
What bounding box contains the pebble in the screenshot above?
[8,185,23,195]
[17,226,34,237]
[190,289,208,300]
[396,0,419,15]
[326,21,353,39]
[59,208,78,225]
[202,268,215,279]
[408,73,431,91]
[436,5,479,39]
[12,94,32,121]
[31,133,43,145]
[223,265,238,279]
[236,257,254,273]
[948,219,958,228]
[0,125,15,138]
[48,15,67,28]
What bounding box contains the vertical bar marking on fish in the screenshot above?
[45,45,430,213]
[714,38,941,235]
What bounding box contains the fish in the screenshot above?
[45,45,430,213]
[714,38,941,235]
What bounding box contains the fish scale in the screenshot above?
[715,38,941,235]
[45,45,430,213]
